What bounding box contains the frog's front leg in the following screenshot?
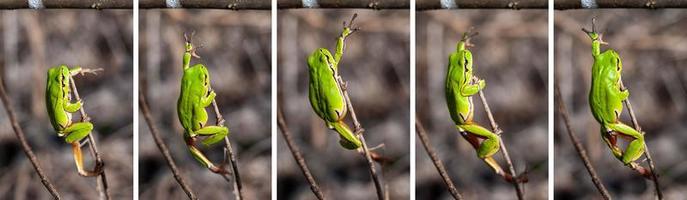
[202,90,217,107]
[62,122,103,177]
[606,122,645,165]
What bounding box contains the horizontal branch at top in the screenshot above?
[279,0,409,9]
[417,0,546,10]
[0,0,132,9]
[140,0,271,9]
[555,0,687,9]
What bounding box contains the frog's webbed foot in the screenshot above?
[461,27,479,47]
[184,31,203,58]
[627,162,653,179]
[79,68,103,76]
[343,13,360,35]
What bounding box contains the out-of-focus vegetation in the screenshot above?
[139,10,271,199]
[0,10,133,199]
[416,10,549,199]
[555,10,687,199]
[277,10,410,200]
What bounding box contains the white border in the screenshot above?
[271,0,278,199]
[133,0,140,198]
[548,0,555,199]
[409,0,416,199]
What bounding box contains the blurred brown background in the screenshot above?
[416,10,549,199]
[555,10,687,199]
[0,11,133,199]
[277,10,410,199]
[139,10,271,199]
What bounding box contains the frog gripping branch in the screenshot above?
[445,29,526,184]
[583,19,652,179]
[45,65,103,177]
[306,14,364,151]
[178,32,231,175]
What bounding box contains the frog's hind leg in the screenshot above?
[600,126,623,161]
[607,122,645,165]
[63,122,103,177]
[187,126,230,174]
[457,124,500,158]
[196,125,229,146]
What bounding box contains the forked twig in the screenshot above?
[337,77,385,200]
[415,118,463,200]
[476,88,524,200]
[619,82,663,199]
[0,78,61,199]
[139,92,198,199]
[554,84,611,199]
[68,76,110,200]
[209,98,244,200]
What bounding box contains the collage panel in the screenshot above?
[138,10,272,199]
[554,10,687,199]
[277,10,410,199]
[0,10,133,198]
[416,10,549,199]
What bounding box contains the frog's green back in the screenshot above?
[445,50,472,124]
[178,64,210,132]
[45,66,69,131]
[589,49,622,124]
[307,48,347,123]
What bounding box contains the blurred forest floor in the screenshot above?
[0,10,133,199]
[139,10,272,199]
[277,10,410,200]
[416,10,548,200]
[555,10,687,199]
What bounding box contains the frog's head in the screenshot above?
[47,65,71,92]
[308,48,335,70]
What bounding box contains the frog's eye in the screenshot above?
[616,58,621,71]
[463,57,470,71]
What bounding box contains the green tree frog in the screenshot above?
[444,30,510,179]
[45,65,102,177]
[177,33,230,174]
[307,14,362,150]
[583,21,645,168]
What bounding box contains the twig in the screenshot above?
[415,118,463,200]
[68,76,110,200]
[139,92,198,200]
[337,78,385,200]
[209,99,244,200]
[276,105,326,200]
[140,0,271,9]
[476,89,524,200]
[554,84,612,199]
[278,0,408,9]
[555,0,687,9]
[416,0,546,10]
[619,82,663,199]
[0,0,132,9]
[0,78,61,199]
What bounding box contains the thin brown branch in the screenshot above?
[139,92,198,200]
[278,0,408,9]
[0,0,132,9]
[554,84,612,199]
[555,0,687,9]
[416,0,546,10]
[276,104,326,200]
[476,89,524,200]
[68,76,110,200]
[415,118,463,200]
[140,0,270,9]
[338,79,385,200]
[209,99,244,200]
[0,78,61,199]
[619,82,663,199]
